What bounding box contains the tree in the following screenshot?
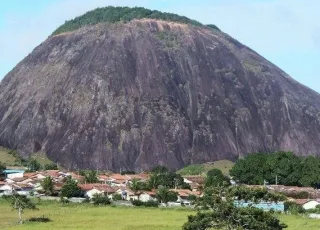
[0,161,6,180]
[44,163,58,170]
[60,177,82,198]
[183,186,287,230]
[84,171,99,183]
[92,194,111,205]
[41,176,54,195]
[129,178,140,197]
[230,153,268,185]
[205,169,230,188]
[3,194,37,224]
[156,187,178,205]
[27,158,42,172]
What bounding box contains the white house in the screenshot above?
[86,189,103,199]
[303,201,320,210]
[139,192,157,202]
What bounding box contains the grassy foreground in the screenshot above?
[1,200,320,230]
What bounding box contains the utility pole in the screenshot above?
[276,175,278,185]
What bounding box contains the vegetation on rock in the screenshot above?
[52,6,219,35]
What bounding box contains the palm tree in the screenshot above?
[129,178,140,200]
[41,176,54,195]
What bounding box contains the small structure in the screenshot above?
[303,200,320,210]
[234,201,285,212]
[3,170,25,179]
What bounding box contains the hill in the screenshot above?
[1,7,320,171]
[177,160,234,176]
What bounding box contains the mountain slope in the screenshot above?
[0,8,320,171]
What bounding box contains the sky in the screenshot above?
[0,0,319,92]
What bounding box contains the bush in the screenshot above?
[131,200,158,207]
[131,200,144,206]
[92,194,111,206]
[112,193,123,201]
[144,200,159,207]
[284,201,305,214]
[29,216,51,222]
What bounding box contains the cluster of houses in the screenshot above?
[0,168,203,205]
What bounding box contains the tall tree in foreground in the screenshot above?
[4,194,37,224]
[183,186,287,230]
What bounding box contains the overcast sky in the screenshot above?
[1,0,319,92]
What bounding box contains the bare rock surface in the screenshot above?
[1,19,320,170]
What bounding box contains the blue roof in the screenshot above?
[3,169,25,173]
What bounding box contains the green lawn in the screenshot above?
[1,200,319,230]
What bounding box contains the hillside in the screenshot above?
[1,7,320,171]
[177,160,234,176]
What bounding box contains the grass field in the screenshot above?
[1,200,319,230]
[0,147,16,165]
[178,160,235,176]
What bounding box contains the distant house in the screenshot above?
[303,201,320,210]
[0,184,33,196]
[3,170,25,179]
[139,191,157,202]
[79,184,116,199]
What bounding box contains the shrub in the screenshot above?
[284,201,305,214]
[92,194,111,206]
[131,200,144,206]
[131,200,158,207]
[29,216,51,222]
[112,193,123,201]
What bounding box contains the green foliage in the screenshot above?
[41,177,54,196]
[26,158,42,172]
[131,200,159,207]
[120,170,135,175]
[183,186,287,230]
[92,194,111,206]
[84,171,99,183]
[206,24,221,31]
[3,194,37,224]
[52,6,219,35]
[28,216,51,222]
[284,201,305,214]
[156,187,178,204]
[205,168,230,188]
[44,163,58,170]
[230,152,320,187]
[229,186,286,203]
[60,177,82,198]
[149,166,190,189]
[112,193,122,201]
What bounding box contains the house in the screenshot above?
[79,184,116,199]
[86,188,103,199]
[303,200,320,210]
[3,170,25,179]
[139,191,157,202]
[115,188,138,201]
[0,184,33,196]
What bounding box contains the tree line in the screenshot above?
[52,6,220,36]
[230,151,320,188]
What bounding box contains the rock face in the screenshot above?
[1,19,320,171]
